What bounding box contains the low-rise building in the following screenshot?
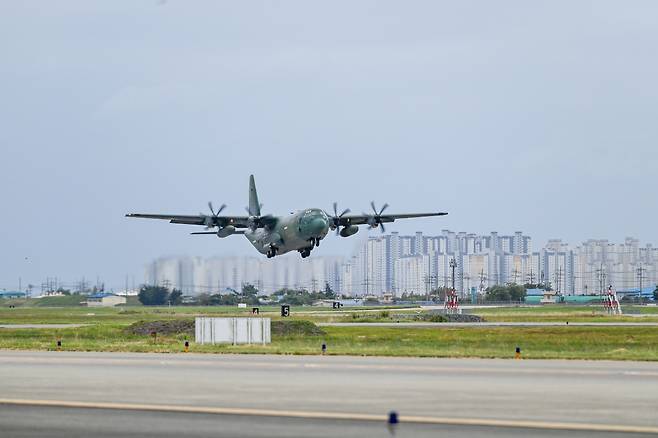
[0,291,26,299]
[40,291,66,297]
[85,293,126,307]
[540,291,561,304]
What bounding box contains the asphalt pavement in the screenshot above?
[1,351,657,437]
[0,405,650,438]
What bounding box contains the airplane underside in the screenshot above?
[267,236,322,259]
[245,227,325,259]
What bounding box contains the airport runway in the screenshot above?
[1,351,657,437]
[0,404,649,438]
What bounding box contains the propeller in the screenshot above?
[330,202,351,235]
[245,204,271,231]
[209,202,226,216]
[366,201,389,233]
[203,202,226,229]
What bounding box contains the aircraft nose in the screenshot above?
[309,217,328,235]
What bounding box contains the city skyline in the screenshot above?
[10,231,656,297]
[341,232,657,298]
[135,232,658,297]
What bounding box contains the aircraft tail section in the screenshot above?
[248,174,261,216]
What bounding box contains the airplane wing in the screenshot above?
[125,213,252,228]
[335,212,448,226]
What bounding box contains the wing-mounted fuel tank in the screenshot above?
[217,225,236,238]
[339,225,359,237]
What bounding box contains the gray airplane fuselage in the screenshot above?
[244,208,330,255]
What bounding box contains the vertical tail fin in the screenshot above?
[248,174,261,216]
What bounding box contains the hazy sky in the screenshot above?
[1,1,657,290]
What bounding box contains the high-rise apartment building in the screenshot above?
[341,230,533,296]
[145,255,344,295]
[341,231,656,297]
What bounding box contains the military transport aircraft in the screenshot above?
[126,175,447,259]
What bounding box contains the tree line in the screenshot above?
[137,282,336,306]
[137,286,183,305]
[139,283,658,306]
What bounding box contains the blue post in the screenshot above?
[387,411,399,435]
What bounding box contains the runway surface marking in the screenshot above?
[1,398,657,435]
[2,353,657,378]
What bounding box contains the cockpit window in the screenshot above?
[303,209,327,219]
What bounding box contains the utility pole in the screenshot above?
[637,264,646,302]
[478,269,487,294]
[423,275,432,301]
[553,269,558,294]
[527,268,535,286]
[596,263,606,296]
[449,258,457,295]
[554,266,562,295]
[361,276,371,297]
[76,277,85,294]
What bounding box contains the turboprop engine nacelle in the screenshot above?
[340,225,359,237]
[217,225,236,238]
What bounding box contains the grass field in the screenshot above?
[474,304,658,314]
[1,304,657,360]
[471,305,658,322]
[1,323,657,360]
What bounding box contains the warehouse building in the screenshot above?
[85,293,126,307]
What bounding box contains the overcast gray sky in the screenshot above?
[1,1,656,290]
